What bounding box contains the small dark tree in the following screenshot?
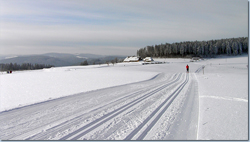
[111,60,115,66]
[114,58,118,63]
[80,60,89,66]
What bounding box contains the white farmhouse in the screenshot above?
[143,57,154,62]
[123,56,142,62]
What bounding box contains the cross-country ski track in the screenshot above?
[0,70,199,140]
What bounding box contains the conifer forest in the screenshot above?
[137,37,248,58]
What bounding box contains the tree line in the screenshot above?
[137,37,248,58]
[0,63,54,71]
[80,57,123,66]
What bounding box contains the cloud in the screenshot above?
[0,0,248,55]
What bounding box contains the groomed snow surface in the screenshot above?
[0,55,248,140]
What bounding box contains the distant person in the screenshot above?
[186,64,189,72]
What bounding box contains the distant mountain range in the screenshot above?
[0,53,126,67]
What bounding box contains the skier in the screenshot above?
[186,64,189,72]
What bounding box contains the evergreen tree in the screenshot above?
[232,41,238,55]
[226,41,231,55]
[238,42,243,55]
[80,60,89,66]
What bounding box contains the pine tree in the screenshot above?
[232,41,238,55]
[238,42,243,55]
[80,60,89,66]
[180,44,185,57]
[226,41,231,55]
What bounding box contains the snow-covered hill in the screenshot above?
[0,53,125,67]
[0,55,248,140]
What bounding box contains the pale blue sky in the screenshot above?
[0,0,248,56]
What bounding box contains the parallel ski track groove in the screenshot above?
[136,73,189,140]
[124,73,189,140]
[25,73,178,140]
[59,73,184,140]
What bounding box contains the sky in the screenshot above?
[0,0,248,56]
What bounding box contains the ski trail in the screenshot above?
[59,73,183,140]
[124,73,189,140]
[5,73,174,140]
[2,71,194,140]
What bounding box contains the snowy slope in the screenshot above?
[0,63,158,112]
[194,55,248,140]
[0,55,248,140]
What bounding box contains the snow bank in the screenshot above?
[0,63,158,112]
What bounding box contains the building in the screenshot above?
[123,56,142,62]
[143,57,154,62]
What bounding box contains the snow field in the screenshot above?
[13,71,172,140]
[0,63,158,112]
[43,72,188,140]
[195,55,248,140]
[64,73,183,140]
[0,55,248,140]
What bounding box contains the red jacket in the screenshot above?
[186,65,189,69]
